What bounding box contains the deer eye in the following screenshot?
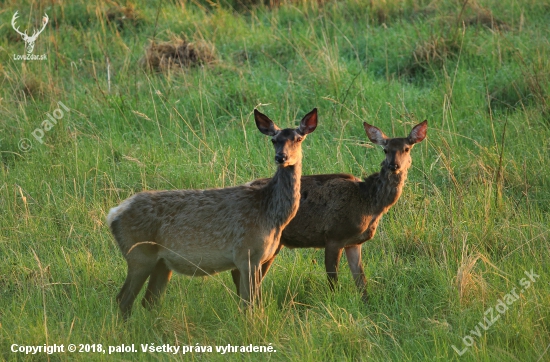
[296,137,303,142]
[405,147,410,152]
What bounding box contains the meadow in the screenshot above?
[1,0,549,360]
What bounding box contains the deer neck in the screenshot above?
[362,164,409,213]
[262,159,302,229]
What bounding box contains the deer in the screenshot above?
[11,11,49,55]
[107,108,318,318]
[231,120,427,302]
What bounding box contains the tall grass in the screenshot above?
[1,0,549,360]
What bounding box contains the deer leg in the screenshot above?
[231,244,283,298]
[345,244,368,303]
[255,244,283,302]
[142,259,172,309]
[238,263,262,307]
[259,243,283,282]
[231,269,241,296]
[325,244,344,292]
[231,259,272,300]
[115,243,159,319]
[259,254,277,280]
[117,261,156,319]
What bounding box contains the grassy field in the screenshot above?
[1,0,549,360]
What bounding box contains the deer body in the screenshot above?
[232,121,427,302]
[108,109,317,318]
[280,170,405,248]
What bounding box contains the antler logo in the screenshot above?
[12,11,49,55]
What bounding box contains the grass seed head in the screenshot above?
[140,36,216,72]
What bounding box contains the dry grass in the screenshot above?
[229,0,282,10]
[455,251,488,304]
[457,0,510,31]
[19,74,45,99]
[368,0,437,26]
[464,8,509,31]
[399,34,462,79]
[455,238,502,305]
[140,36,217,72]
[15,72,61,101]
[106,1,143,29]
[394,2,509,79]
[412,35,460,68]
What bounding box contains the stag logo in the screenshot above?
[12,11,48,60]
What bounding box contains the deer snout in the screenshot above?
[389,163,400,171]
[275,153,288,164]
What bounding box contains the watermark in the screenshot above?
[18,101,70,152]
[12,11,48,61]
[452,268,541,356]
[10,343,277,355]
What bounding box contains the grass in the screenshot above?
[1,0,549,360]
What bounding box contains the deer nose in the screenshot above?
[389,163,400,171]
[275,154,288,164]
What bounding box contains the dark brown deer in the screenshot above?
[232,120,427,302]
[107,109,318,318]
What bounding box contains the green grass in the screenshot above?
[1,0,549,360]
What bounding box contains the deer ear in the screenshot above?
[408,120,427,144]
[297,108,318,135]
[364,122,388,146]
[255,109,280,136]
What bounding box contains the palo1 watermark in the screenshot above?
[12,11,48,61]
[18,101,70,152]
[452,268,541,356]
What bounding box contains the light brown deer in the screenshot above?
[107,108,318,318]
[232,120,427,302]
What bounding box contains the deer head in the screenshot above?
[12,11,49,54]
[364,120,427,174]
[255,108,318,167]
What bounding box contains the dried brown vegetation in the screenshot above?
[370,2,436,26]
[106,1,143,29]
[230,0,281,10]
[16,72,62,101]
[455,240,499,305]
[464,9,509,31]
[19,74,45,98]
[400,34,462,78]
[140,37,216,72]
[394,2,509,80]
